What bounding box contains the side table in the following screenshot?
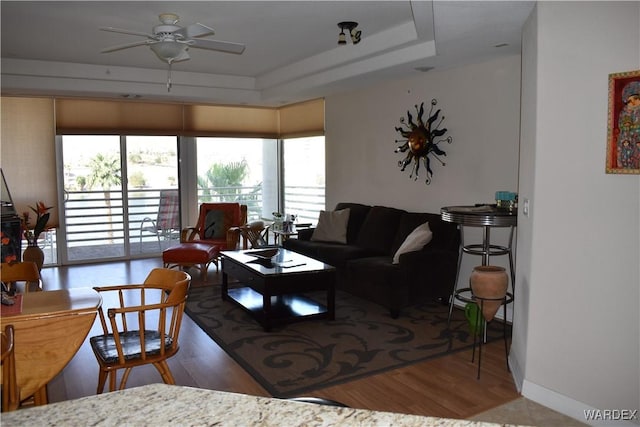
[271,229,298,245]
[454,287,513,379]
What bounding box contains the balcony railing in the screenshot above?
[56,185,324,263]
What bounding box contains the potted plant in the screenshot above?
[21,201,53,270]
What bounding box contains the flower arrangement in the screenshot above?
[21,201,53,247]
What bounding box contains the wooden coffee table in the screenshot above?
[221,248,336,331]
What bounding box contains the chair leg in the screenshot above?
[118,368,133,390]
[108,370,117,392]
[96,369,108,394]
[200,264,208,281]
[154,361,176,385]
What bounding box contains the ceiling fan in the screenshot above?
[100,13,245,90]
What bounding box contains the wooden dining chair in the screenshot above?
[1,325,19,412]
[0,261,42,293]
[89,268,191,393]
[229,220,270,249]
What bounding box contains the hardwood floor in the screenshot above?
[40,259,519,420]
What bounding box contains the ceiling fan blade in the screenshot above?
[101,39,153,53]
[189,38,245,54]
[174,23,215,39]
[100,26,156,39]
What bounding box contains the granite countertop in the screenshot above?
[1,384,518,426]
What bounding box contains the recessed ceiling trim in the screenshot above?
[2,58,256,89]
[0,58,262,104]
[410,0,435,40]
[257,21,420,90]
[261,40,437,102]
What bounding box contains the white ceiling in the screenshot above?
[0,1,534,106]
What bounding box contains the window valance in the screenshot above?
[54,97,324,138]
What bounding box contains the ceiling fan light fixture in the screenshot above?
[150,41,188,62]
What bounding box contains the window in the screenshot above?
[282,136,325,225]
[196,137,278,220]
[56,134,325,264]
[196,136,325,225]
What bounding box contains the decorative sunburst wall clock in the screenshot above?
[394,99,452,185]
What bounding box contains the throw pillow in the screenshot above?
[392,221,433,264]
[311,208,351,244]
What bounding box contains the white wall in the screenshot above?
[509,0,537,395]
[325,55,521,213]
[515,2,640,424]
[325,55,522,293]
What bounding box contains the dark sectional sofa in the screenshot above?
[283,202,461,317]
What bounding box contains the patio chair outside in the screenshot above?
[139,190,180,251]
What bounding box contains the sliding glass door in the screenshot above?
[58,135,179,263]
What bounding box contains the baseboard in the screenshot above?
[522,380,639,426]
[507,353,524,393]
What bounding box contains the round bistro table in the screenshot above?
[440,205,517,326]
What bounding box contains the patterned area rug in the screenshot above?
[185,285,509,397]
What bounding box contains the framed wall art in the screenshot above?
[606,69,640,174]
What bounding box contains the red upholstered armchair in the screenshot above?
[162,203,247,280]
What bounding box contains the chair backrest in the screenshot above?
[95,268,191,364]
[0,262,42,292]
[143,268,191,304]
[195,203,247,250]
[1,324,19,412]
[155,190,180,232]
[237,220,269,249]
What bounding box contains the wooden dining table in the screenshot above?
[0,288,102,405]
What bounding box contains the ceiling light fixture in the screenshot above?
[148,41,190,91]
[338,29,347,45]
[337,21,361,45]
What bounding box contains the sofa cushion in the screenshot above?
[345,256,406,308]
[334,203,372,244]
[355,206,405,255]
[423,214,461,252]
[311,208,350,244]
[316,244,378,269]
[392,221,433,264]
[282,239,321,259]
[283,239,375,268]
